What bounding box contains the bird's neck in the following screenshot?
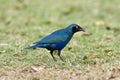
[66,29,74,35]
[65,30,74,40]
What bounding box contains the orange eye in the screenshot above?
[76,26,79,28]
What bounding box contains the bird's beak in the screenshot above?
[78,28,85,32]
[81,28,85,32]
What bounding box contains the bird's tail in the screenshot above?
[24,45,37,49]
[24,43,50,50]
[24,43,47,50]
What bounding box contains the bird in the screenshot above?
[25,24,85,61]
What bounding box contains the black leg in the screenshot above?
[58,50,64,62]
[50,50,56,61]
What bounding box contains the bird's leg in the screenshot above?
[58,50,64,61]
[50,50,56,61]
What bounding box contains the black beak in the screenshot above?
[79,27,85,32]
[82,28,85,32]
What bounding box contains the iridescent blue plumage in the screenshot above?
[25,24,85,61]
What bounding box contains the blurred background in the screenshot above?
[0,0,120,80]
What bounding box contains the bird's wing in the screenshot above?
[34,29,69,44]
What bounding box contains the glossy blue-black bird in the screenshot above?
[25,24,85,61]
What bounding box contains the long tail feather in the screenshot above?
[24,43,50,50]
[24,45,37,49]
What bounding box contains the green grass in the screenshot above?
[0,0,120,79]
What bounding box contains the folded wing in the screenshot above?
[34,29,69,44]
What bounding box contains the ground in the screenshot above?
[0,0,120,80]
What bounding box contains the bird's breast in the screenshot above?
[55,41,68,50]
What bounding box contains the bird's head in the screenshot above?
[67,24,85,34]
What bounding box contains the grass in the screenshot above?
[0,0,120,79]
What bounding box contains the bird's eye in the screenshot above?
[76,26,79,29]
